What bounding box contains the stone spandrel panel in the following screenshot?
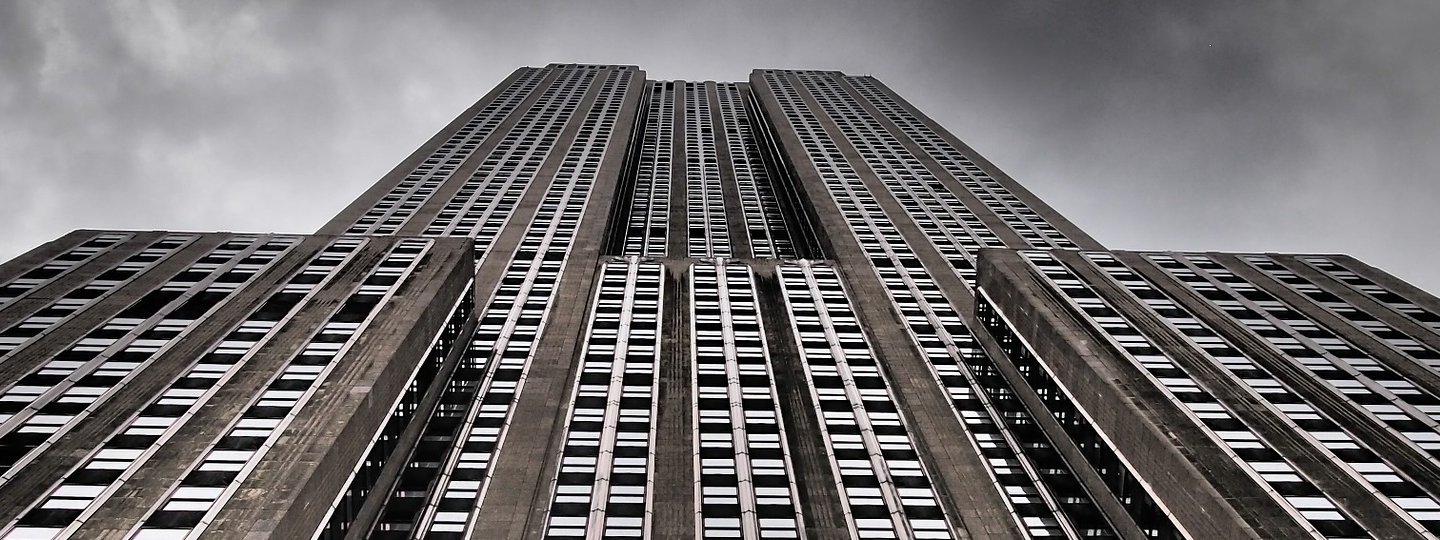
[974,248,1265,540]
[975,247,1440,539]
[358,66,650,540]
[0,230,309,528]
[1037,250,1431,538]
[0,233,475,540]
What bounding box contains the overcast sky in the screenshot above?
[2,1,1437,292]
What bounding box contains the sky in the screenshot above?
[2,1,1438,292]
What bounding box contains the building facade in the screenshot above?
[1,63,1438,539]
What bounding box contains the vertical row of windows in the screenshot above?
[691,262,803,538]
[315,276,475,540]
[715,83,795,259]
[793,72,1005,283]
[0,232,130,307]
[1245,256,1440,371]
[0,236,298,486]
[544,260,662,539]
[0,235,197,359]
[374,67,636,539]
[621,81,674,257]
[388,249,555,538]
[1024,252,1378,538]
[1298,257,1440,333]
[954,357,1119,539]
[367,321,492,538]
[347,67,550,235]
[423,68,599,260]
[623,79,802,260]
[869,241,1092,536]
[1145,254,1440,461]
[684,82,732,258]
[1082,252,1440,534]
[840,76,1077,249]
[779,262,954,540]
[124,239,432,539]
[0,237,363,540]
[877,257,1107,538]
[764,72,1096,538]
[973,291,1183,539]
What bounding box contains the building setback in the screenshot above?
[0,63,1438,540]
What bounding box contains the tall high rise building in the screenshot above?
[1,63,1438,540]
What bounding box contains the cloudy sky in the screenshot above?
[2,1,1438,291]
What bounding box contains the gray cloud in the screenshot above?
[2,0,1437,291]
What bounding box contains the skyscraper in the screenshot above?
[1,63,1437,540]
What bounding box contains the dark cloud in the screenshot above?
[2,0,1437,291]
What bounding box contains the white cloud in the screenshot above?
[2,0,1438,291]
